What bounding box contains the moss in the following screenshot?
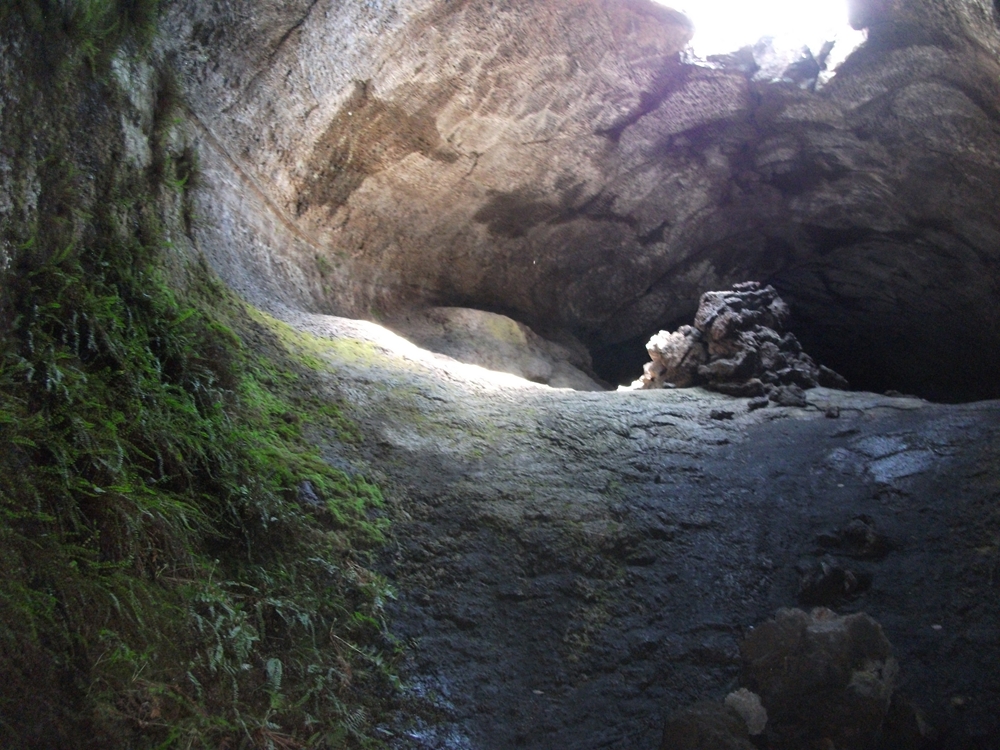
[0,4,395,748]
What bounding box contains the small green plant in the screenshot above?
[0,4,397,748]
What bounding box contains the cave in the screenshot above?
[161,0,1000,404]
[3,0,1000,748]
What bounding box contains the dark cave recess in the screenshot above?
[589,311,1000,405]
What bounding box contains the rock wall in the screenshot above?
[160,0,1000,401]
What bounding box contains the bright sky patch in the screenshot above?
[656,0,866,81]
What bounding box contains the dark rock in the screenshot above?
[819,365,850,390]
[818,516,892,561]
[710,410,735,421]
[711,378,767,398]
[770,384,808,408]
[880,694,936,750]
[641,325,706,388]
[660,701,757,750]
[797,555,872,606]
[825,406,841,418]
[741,608,897,750]
[748,397,770,412]
[839,517,891,560]
[297,480,322,508]
[637,283,845,400]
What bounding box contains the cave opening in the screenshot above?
[658,0,865,83]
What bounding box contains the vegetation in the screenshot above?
[0,2,395,747]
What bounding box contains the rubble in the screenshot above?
[632,282,848,405]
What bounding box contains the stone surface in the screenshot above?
[160,0,1000,402]
[741,608,897,750]
[272,308,1000,750]
[134,0,1000,745]
[660,701,756,750]
[724,688,768,736]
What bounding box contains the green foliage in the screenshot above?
[0,6,396,749]
[3,0,161,76]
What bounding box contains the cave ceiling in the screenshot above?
[161,0,1000,401]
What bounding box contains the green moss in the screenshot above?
[2,0,160,77]
[0,4,395,748]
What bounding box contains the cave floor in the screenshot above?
[282,308,1000,750]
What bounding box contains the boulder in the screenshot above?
[741,608,898,750]
[660,701,757,750]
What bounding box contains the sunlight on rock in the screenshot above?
[657,0,866,84]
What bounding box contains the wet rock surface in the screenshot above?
[634,282,848,401]
[275,311,1000,750]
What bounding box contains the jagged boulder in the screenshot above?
[634,282,847,403]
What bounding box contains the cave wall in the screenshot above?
[161,0,1000,401]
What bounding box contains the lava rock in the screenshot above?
[741,608,898,750]
[821,516,892,561]
[797,555,872,606]
[880,694,936,750]
[770,384,808,407]
[641,326,706,388]
[636,282,846,401]
[724,688,768,736]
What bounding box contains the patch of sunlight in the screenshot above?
[274,308,546,393]
[656,0,866,87]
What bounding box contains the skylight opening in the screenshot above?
[656,0,867,87]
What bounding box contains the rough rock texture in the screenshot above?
[138,0,1000,746]
[270,311,1000,749]
[660,701,756,750]
[741,608,897,750]
[724,688,768,736]
[635,282,848,402]
[158,0,1000,402]
[385,307,605,390]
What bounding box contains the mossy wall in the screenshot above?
[0,4,394,747]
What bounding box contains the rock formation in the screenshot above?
[633,282,848,407]
[159,0,1000,401]
[5,0,1000,748]
[661,701,758,750]
[385,307,605,390]
[664,608,903,750]
[128,0,1000,744]
[742,608,898,750]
